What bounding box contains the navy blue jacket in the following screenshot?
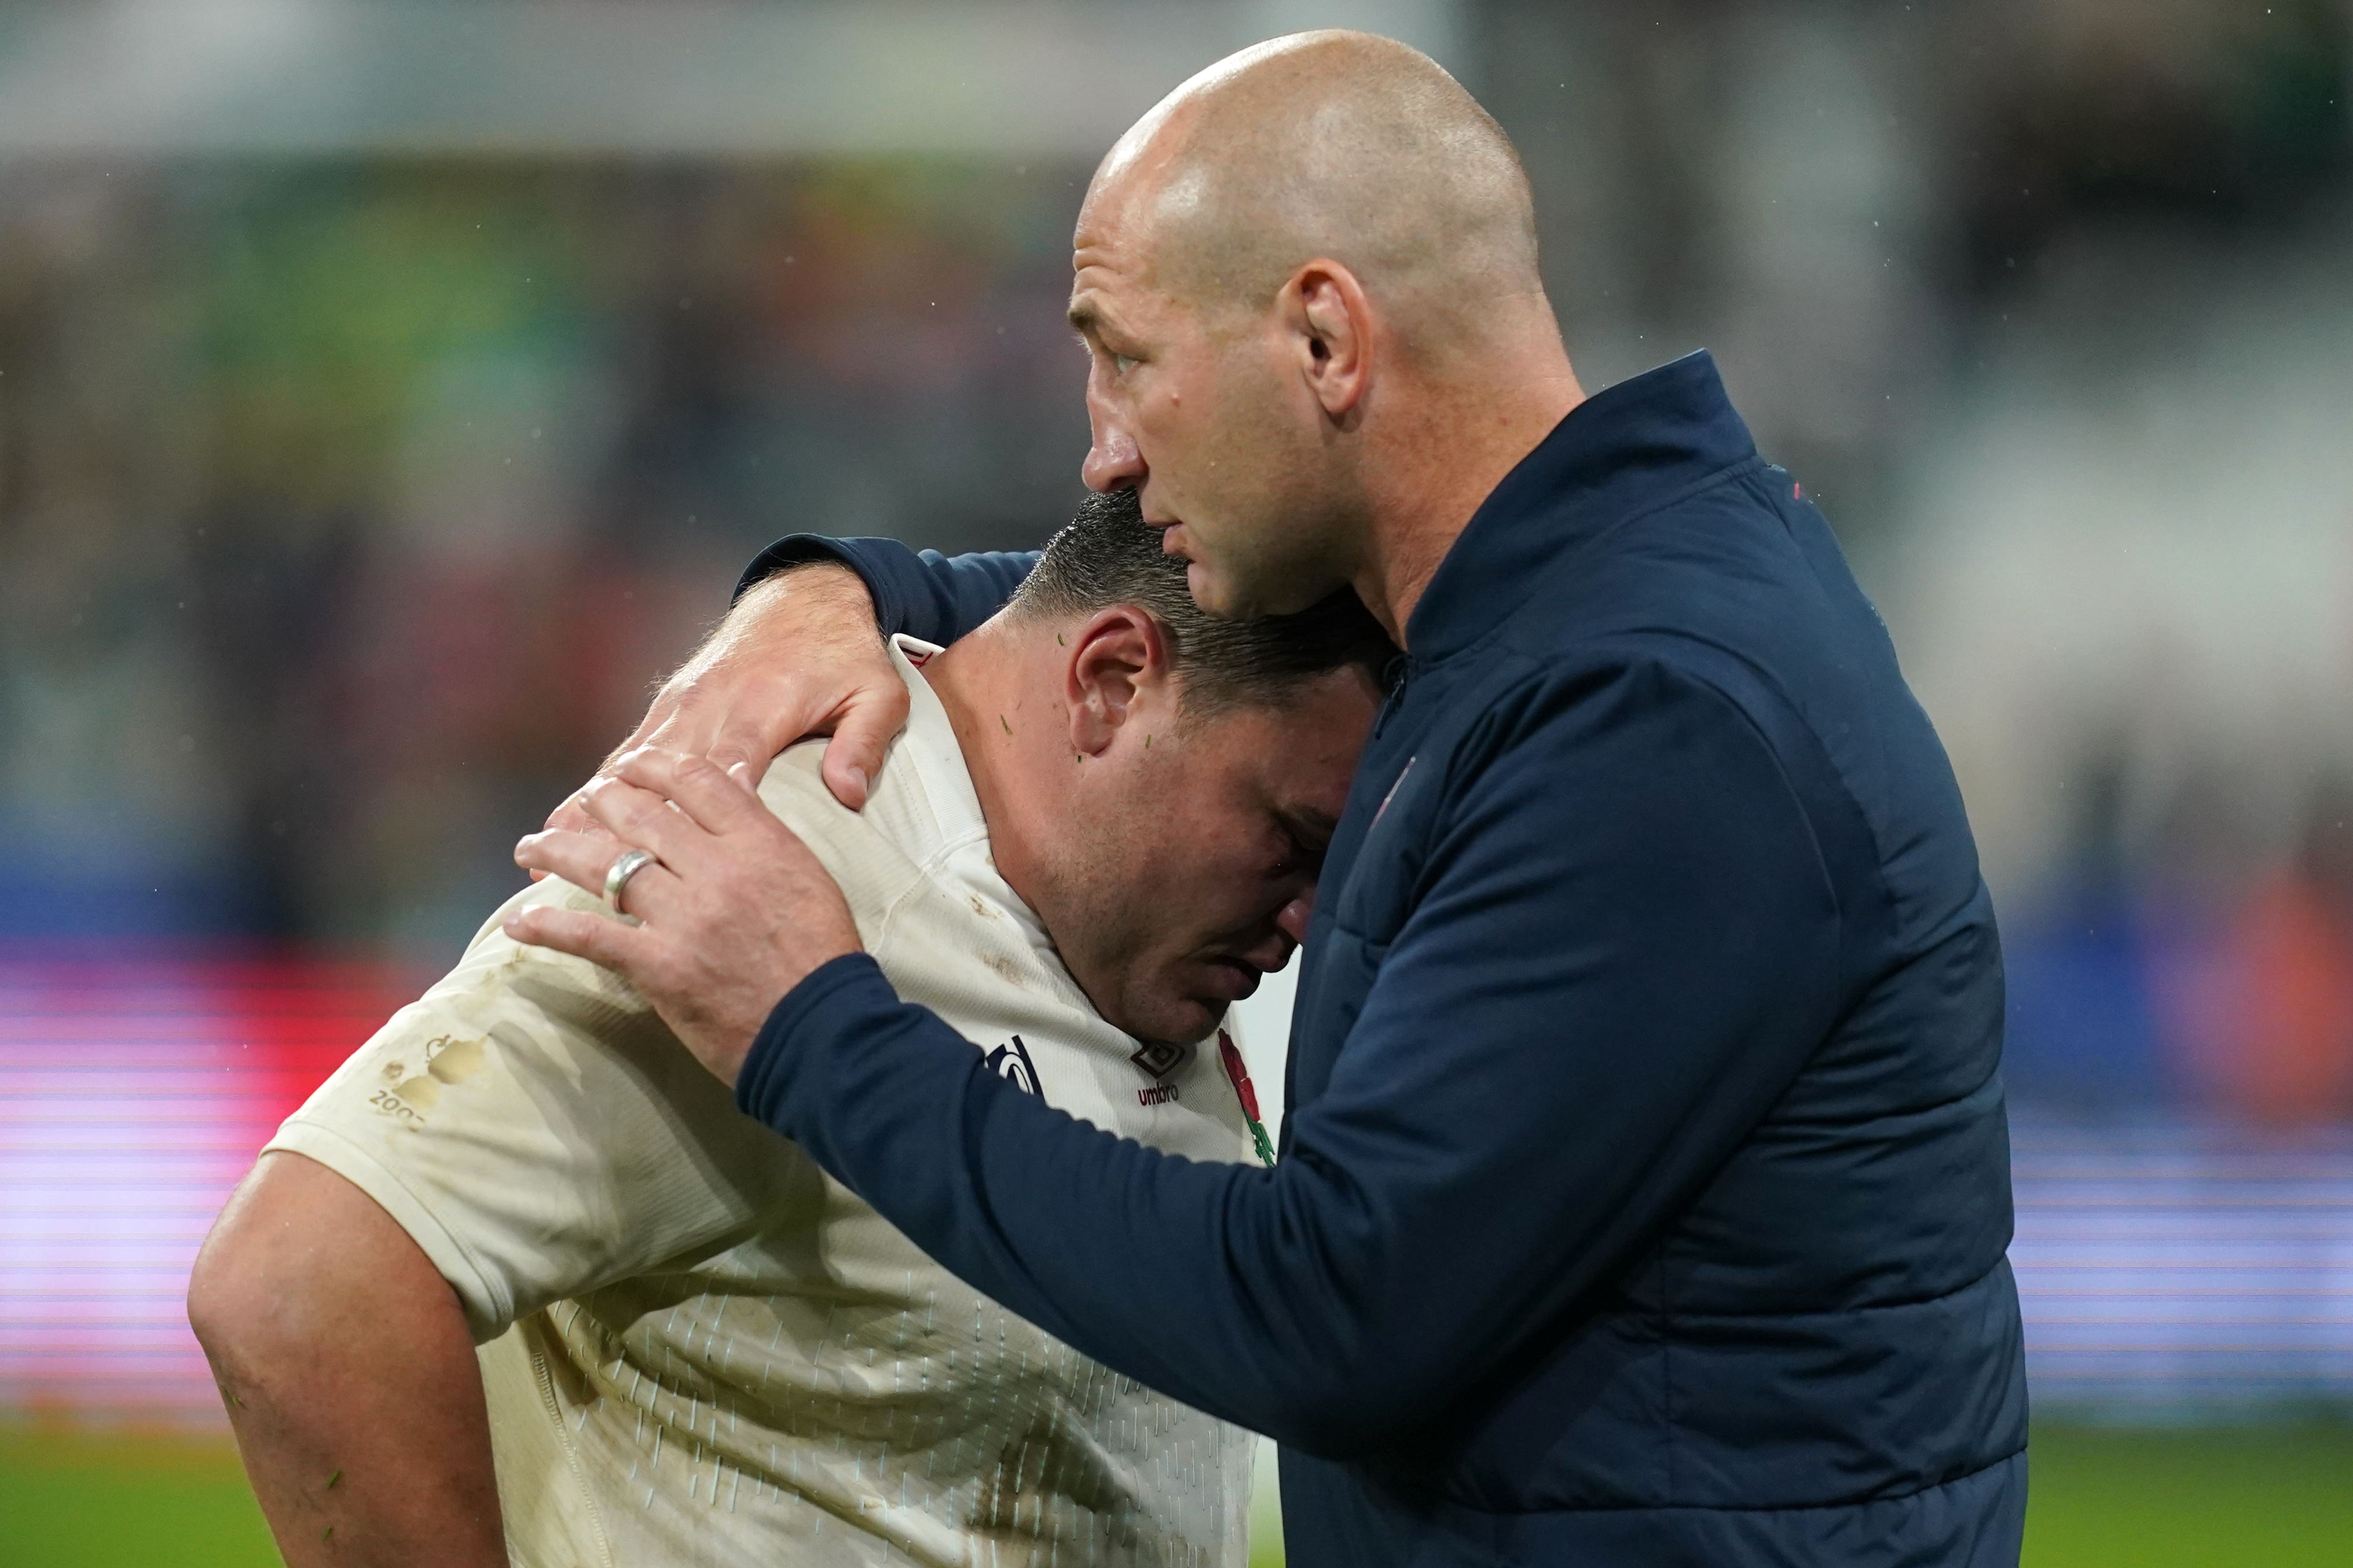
[736,352,2029,1566]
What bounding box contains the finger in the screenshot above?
[513,828,683,915]
[612,748,768,838]
[821,681,912,811]
[544,794,593,837]
[577,774,710,866]
[703,681,832,785]
[536,792,620,880]
[596,696,674,776]
[504,902,652,975]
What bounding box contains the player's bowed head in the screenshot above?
[510,487,1389,1079]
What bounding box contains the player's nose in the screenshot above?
[1237,924,1297,977]
[1274,889,1316,947]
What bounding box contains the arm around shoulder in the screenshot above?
[734,658,1848,1455]
[736,533,1040,646]
[553,537,1039,828]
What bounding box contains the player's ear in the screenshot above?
[1064,606,1171,758]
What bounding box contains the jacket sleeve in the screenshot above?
[737,534,1039,647]
[735,658,1846,1455]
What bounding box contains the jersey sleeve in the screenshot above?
[266,875,815,1343]
[736,534,1039,647]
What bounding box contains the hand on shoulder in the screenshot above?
[538,563,911,875]
[510,747,864,1086]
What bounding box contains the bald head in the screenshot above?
[1067,32,1580,633]
[1094,31,1546,361]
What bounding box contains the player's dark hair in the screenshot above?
[1008,487,1396,717]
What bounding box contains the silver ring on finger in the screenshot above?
[603,848,661,915]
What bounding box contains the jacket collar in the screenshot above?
[1403,350,1758,662]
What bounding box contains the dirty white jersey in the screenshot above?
[267,636,1262,1568]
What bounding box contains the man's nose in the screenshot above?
[1274,888,1317,947]
[1082,392,1145,493]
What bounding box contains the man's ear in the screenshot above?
[1283,260,1373,422]
[1064,606,1173,758]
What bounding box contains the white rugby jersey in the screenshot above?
[267,637,1263,1568]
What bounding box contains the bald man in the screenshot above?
[527,31,2028,1568]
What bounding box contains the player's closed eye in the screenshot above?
[1273,824,1324,882]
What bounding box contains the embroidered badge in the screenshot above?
[1218,1030,1277,1169]
[1129,1039,1188,1080]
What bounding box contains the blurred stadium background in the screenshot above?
[2,1,2350,1563]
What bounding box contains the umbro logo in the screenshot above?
[984,1035,1044,1101]
[1129,1040,1188,1080]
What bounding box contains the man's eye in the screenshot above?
[1277,827,1322,878]
[1111,352,1139,374]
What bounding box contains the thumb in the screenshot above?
[822,682,911,811]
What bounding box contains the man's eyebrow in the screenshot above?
[1067,298,1101,337]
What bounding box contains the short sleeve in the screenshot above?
[266,876,817,1342]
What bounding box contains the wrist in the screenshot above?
[735,535,879,610]
[742,559,879,634]
[743,557,859,603]
[735,953,891,1125]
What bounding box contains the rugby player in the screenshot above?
[187,489,1390,1568]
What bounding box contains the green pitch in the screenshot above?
[2020,1422,2353,1567]
[6,1423,2350,1566]
[0,1427,277,1567]
[1246,1424,2353,1568]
